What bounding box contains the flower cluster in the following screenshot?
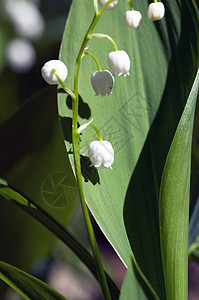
[41,0,166,170]
[125,1,165,29]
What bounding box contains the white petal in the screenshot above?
[91,70,114,96]
[148,2,165,21]
[88,141,114,168]
[125,10,142,29]
[107,50,130,76]
[98,0,119,10]
[41,60,68,85]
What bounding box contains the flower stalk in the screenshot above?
[52,69,76,99]
[88,33,118,51]
[84,51,102,71]
[71,2,116,299]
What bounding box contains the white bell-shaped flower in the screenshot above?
[6,38,36,73]
[5,0,45,41]
[98,0,119,10]
[107,50,130,77]
[91,70,114,96]
[148,2,165,21]
[88,141,114,168]
[41,60,68,85]
[125,10,142,29]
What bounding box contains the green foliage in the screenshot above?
[0,181,119,299]
[0,260,67,300]
[0,87,77,270]
[58,0,199,298]
[159,71,199,300]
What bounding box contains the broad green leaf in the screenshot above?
[159,70,199,300]
[58,1,199,298]
[0,260,67,300]
[0,181,119,299]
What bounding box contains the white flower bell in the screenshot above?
[88,141,114,168]
[98,0,119,10]
[148,2,165,21]
[91,70,114,96]
[125,10,142,29]
[6,38,36,73]
[5,0,45,41]
[41,60,68,85]
[107,50,130,76]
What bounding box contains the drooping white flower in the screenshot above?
[6,38,36,73]
[5,0,45,41]
[107,50,130,77]
[98,0,119,10]
[88,141,114,168]
[41,60,68,85]
[125,10,142,29]
[148,2,165,21]
[91,70,114,96]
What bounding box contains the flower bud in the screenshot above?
[98,0,119,10]
[107,50,130,77]
[91,70,114,96]
[88,141,114,168]
[125,10,142,29]
[148,2,165,21]
[41,60,68,85]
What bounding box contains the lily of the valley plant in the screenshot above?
[0,0,199,300]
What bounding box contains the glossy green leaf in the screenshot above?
[0,260,67,300]
[58,1,199,298]
[159,70,199,300]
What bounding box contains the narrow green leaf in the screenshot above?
[159,71,199,300]
[0,183,119,299]
[0,260,67,300]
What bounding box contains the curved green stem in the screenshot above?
[90,124,103,141]
[52,69,76,99]
[84,52,102,71]
[89,33,118,51]
[126,0,134,10]
[71,3,116,300]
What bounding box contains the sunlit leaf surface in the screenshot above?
[58,1,199,297]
